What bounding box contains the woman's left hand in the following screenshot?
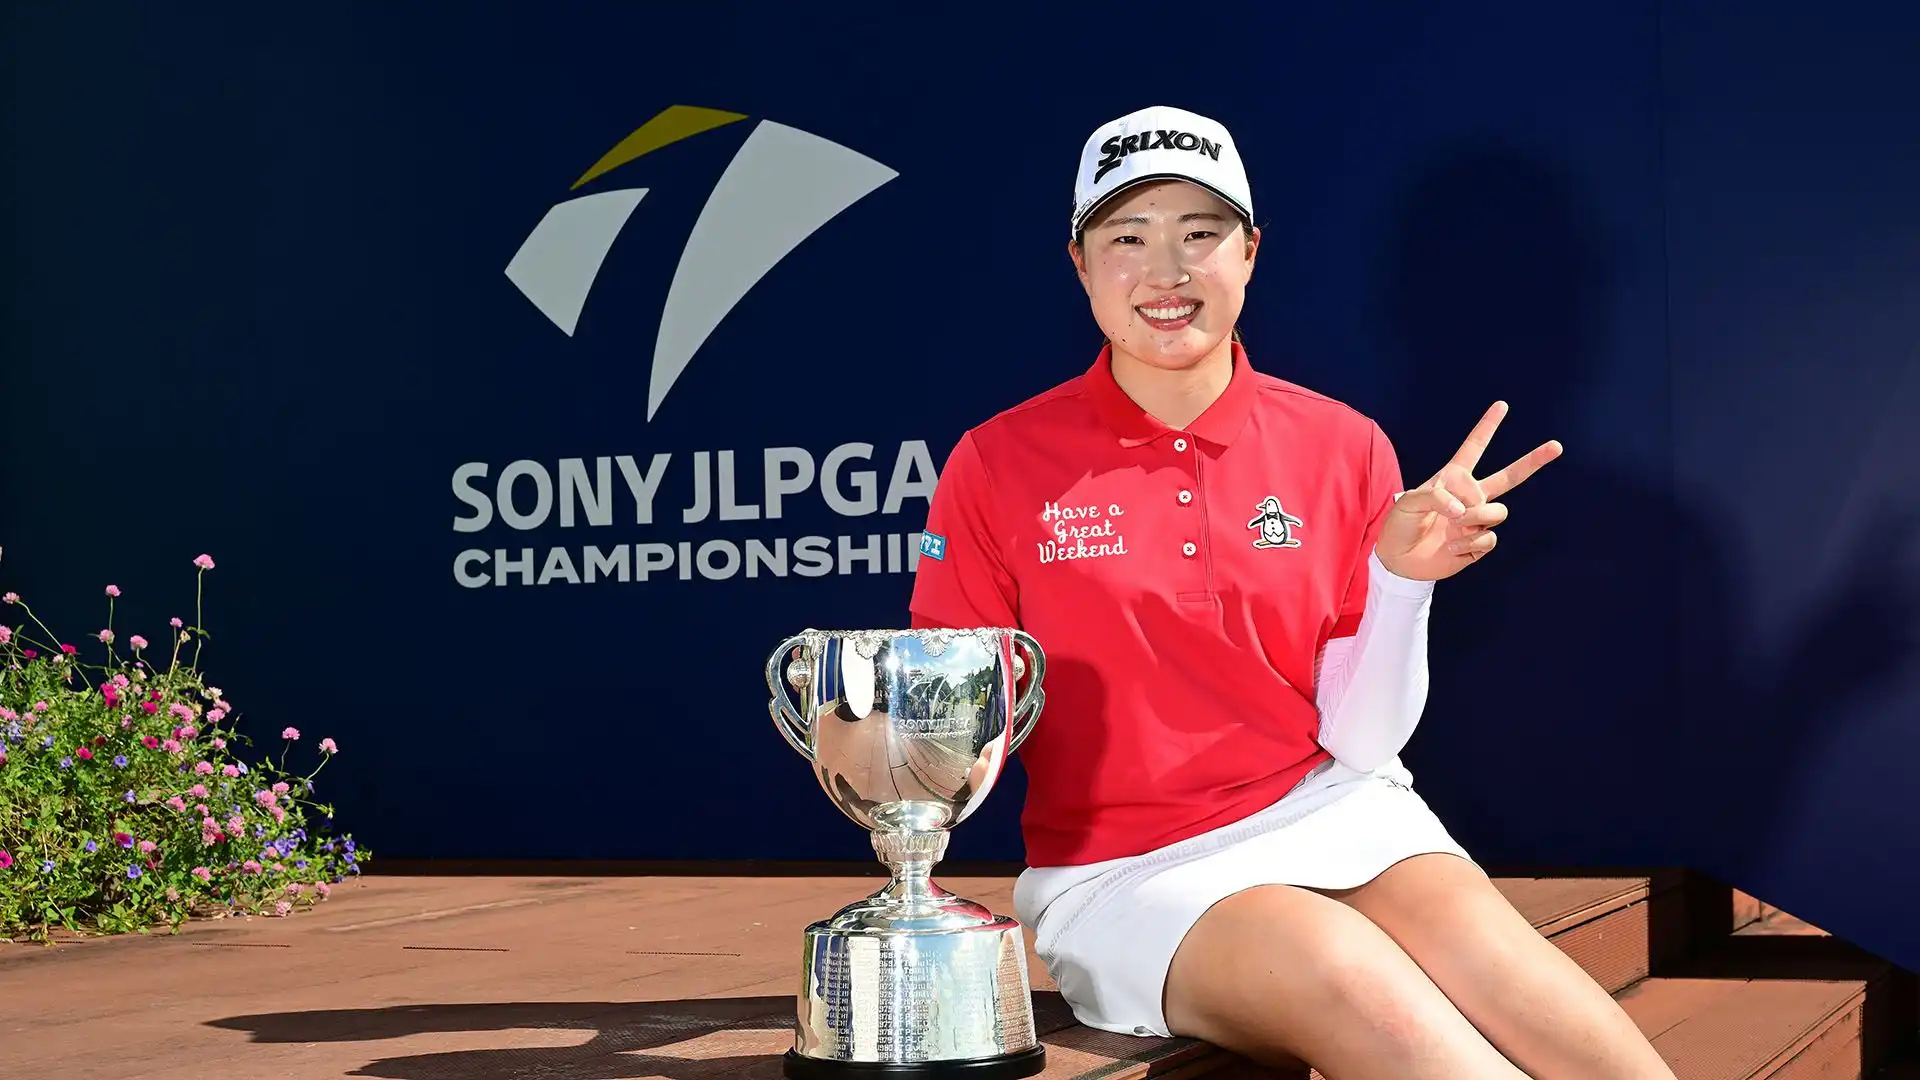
[1376,402,1562,582]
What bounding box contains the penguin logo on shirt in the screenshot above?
[1248,496,1304,549]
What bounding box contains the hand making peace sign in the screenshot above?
[1375,402,1563,582]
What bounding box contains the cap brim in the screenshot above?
[1072,172,1254,237]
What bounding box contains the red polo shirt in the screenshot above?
[909,344,1404,868]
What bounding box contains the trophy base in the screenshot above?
[788,886,1045,1079]
[782,1044,1047,1080]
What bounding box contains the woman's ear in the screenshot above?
[1067,239,1093,296]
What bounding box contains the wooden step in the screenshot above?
[2,871,1909,1080]
[1642,898,1918,1080]
[1618,972,1878,1080]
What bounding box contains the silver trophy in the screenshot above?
[766,626,1048,1080]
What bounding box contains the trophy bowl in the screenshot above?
[765,627,1048,1080]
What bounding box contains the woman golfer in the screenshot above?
[908,105,1675,1080]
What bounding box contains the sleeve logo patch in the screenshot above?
[918,531,948,560]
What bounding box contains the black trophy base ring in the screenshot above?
[782,1045,1047,1080]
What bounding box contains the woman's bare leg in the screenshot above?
[1327,854,1675,1080]
[1163,882,1531,1079]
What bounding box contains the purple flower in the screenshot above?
[113,755,129,768]
[40,859,54,873]
[122,790,136,803]
[127,865,142,879]
[83,840,97,853]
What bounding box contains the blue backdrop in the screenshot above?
[4,3,1917,971]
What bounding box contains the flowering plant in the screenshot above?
[0,548,365,941]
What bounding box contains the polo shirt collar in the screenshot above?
[1085,342,1259,448]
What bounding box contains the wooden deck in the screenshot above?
[1,871,1914,1079]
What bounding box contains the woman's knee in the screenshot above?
[1164,884,1486,1054]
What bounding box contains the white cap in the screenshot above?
[1070,105,1254,239]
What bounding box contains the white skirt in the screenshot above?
[1010,756,1476,1038]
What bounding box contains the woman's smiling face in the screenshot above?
[1070,178,1259,371]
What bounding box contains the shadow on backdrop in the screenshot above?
[1374,143,1920,883]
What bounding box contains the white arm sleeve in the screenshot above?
[1312,551,1435,773]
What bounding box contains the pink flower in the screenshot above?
[128,634,147,650]
[0,851,12,870]
[142,735,160,749]
[193,554,215,570]
[76,747,93,761]
[206,708,226,723]
[191,867,212,882]
[165,887,180,902]
[189,783,208,798]
[318,738,338,754]
[137,840,156,854]
[102,686,119,707]
[226,816,245,835]
[194,761,215,775]
[97,629,113,644]
[281,727,300,741]
[316,882,331,898]
[31,701,48,713]
[140,701,157,715]
[241,860,262,874]
[2,592,17,604]
[221,764,239,778]
[271,782,289,795]
[270,806,286,823]
[177,724,199,739]
[166,796,188,812]
[113,832,133,848]
[193,803,208,816]
[59,644,76,655]
[20,648,35,659]
[105,585,121,597]
[169,617,182,629]
[120,717,132,730]
[163,739,182,754]
[0,749,7,767]
[210,737,226,750]
[169,703,193,721]
[254,790,277,808]
[0,626,10,645]
[289,883,307,897]
[273,900,292,917]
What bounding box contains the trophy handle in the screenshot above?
[1008,629,1046,753]
[765,633,814,762]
